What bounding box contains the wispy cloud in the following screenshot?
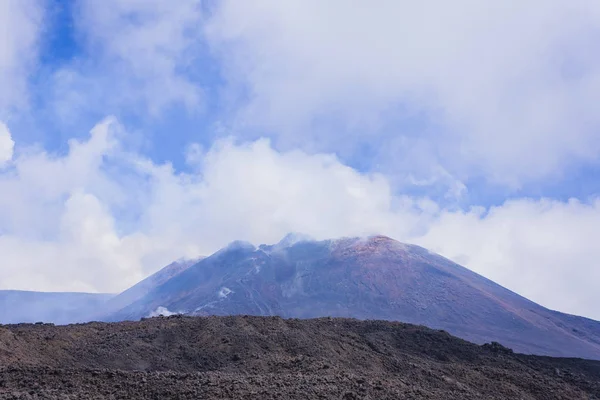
[47,0,205,122]
[0,122,14,166]
[0,0,44,114]
[206,0,600,187]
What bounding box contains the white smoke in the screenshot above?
[147,306,179,317]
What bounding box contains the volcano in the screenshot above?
[107,234,600,360]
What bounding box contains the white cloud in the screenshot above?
[0,122,14,166]
[65,0,204,115]
[1,117,599,321]
[206,1,600,187]
[0,0,43,113]
[416,199,600,319]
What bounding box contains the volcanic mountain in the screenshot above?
[108,234,600,360]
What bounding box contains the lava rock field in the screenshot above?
[0,315,598,399]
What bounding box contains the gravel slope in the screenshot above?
[0,315,598,399]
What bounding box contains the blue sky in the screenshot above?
[1,0,600,320]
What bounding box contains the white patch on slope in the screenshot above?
[218,287,233,299]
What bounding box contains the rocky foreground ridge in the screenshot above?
[0,315,599,399]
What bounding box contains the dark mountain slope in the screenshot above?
[0,316,599,399]
[109,235,600,360]
[95,257,201,319]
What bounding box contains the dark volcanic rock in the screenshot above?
[0,316,599,399]
[109,235,600,360]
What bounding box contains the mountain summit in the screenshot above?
[108,234,600,360]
